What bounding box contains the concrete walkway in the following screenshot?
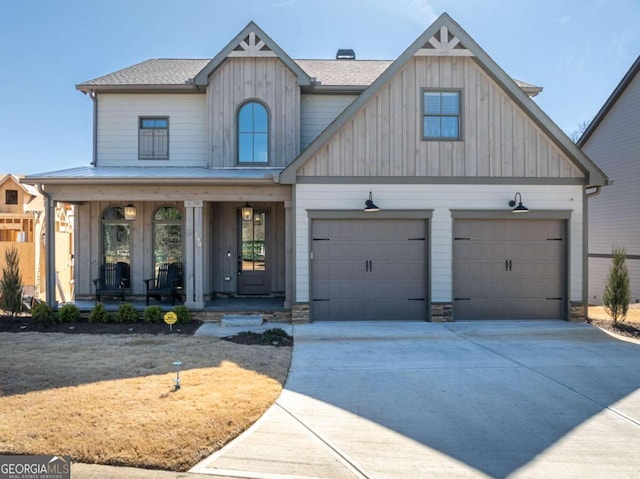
[190,321,640,479]
[71,321,640,478]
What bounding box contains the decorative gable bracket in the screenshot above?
[415,25,473,57]
[228,31,277,58]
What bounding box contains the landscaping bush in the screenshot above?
[143,305,162,323]
[604,247,631,324]
[115,303,138,323]
[57,303,80,323]
[88,303,111,323]
[32,303,56,326]
[172,305,191,324]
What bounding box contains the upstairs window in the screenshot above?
[5,190,18,205]
[139,117,169,159]
[238,101,269,164]
[423,91,461,140]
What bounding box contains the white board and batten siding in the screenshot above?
[300,94,358,150]
[207,57,300,168]
[297,57,583,180]
[583,68,640,303]
[97,94,207,167]
[295,184,584,305]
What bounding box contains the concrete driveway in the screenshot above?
[192,321,640,478]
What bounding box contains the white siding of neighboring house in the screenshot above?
[97,94,207,167]
[295,184,584,305]
[583,70,640,304]
[300,94,357,150]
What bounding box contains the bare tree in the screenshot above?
[570,120,591,143]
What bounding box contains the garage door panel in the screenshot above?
[453,219,565,320]
[311,219,427,321]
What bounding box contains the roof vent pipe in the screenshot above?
[336,49,355,60]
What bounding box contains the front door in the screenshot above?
[238,210,269,295]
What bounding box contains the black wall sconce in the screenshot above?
[241,202,253,221]
[508,192,529,213]
[124,204,136,221]
[364,191,380,212]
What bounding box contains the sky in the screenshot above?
[0,0,639,175]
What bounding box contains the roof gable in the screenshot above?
[193,21,311,88]
[0,174,38,198]
[578,54,640,147]
[281,13,607,186]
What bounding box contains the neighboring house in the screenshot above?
[579,55,640,304]
[0,174,74,303]
[23,13,606,321]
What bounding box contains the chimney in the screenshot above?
[336,49,356,60]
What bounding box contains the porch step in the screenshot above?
[221,314,263,327]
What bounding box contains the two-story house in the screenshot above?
[24,13,607,321]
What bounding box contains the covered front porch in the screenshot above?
[23,167,293,312]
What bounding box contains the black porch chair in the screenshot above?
[93,262,127,302]
[144,262,182,305]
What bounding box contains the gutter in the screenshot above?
[37,184,57,309]
[89,91,97,166]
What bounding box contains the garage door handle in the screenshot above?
[505,260,509,271]
[509,260,512,271]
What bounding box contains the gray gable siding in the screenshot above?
[207,57,300,168]
[296,56,583,179]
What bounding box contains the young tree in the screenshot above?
[603,247,631,324]
[1,247,24,316]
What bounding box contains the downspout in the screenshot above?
[89,90,97,166]
[582,183,608,316]
[37,184,57,309]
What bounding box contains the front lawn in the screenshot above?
[0,332,291,471]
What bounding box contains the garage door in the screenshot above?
[453,219,565,320]
[311,219,427,321]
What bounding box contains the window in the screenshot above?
[139,117,169,159]
[238,101,269,164]
[5,189,18,205]
[423,91,461,140]
[101,206,132,287]
[153,206,182,279]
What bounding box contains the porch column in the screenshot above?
[45,196,57,309]
[284,200,293,309]
[184,200,205,309]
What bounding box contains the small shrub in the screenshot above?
[88,303,111,323]
[1,247,23,316]
[57,303,80,323]
[172,305,191,324]
[604,247,631,324]
[115,303,138,323]
[32,303,56,326]
[143,305,162,323]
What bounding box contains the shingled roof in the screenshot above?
[77,58,541,95]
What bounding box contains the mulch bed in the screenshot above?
[587,318,640,339]
[0,314,294,346]
[0,315,202,335]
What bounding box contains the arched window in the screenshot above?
[238,101,269,164]
[102,206,131,287]
[153,206,182,275]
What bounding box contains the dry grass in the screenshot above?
[588,304,640,323]
[0,333,291,471]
